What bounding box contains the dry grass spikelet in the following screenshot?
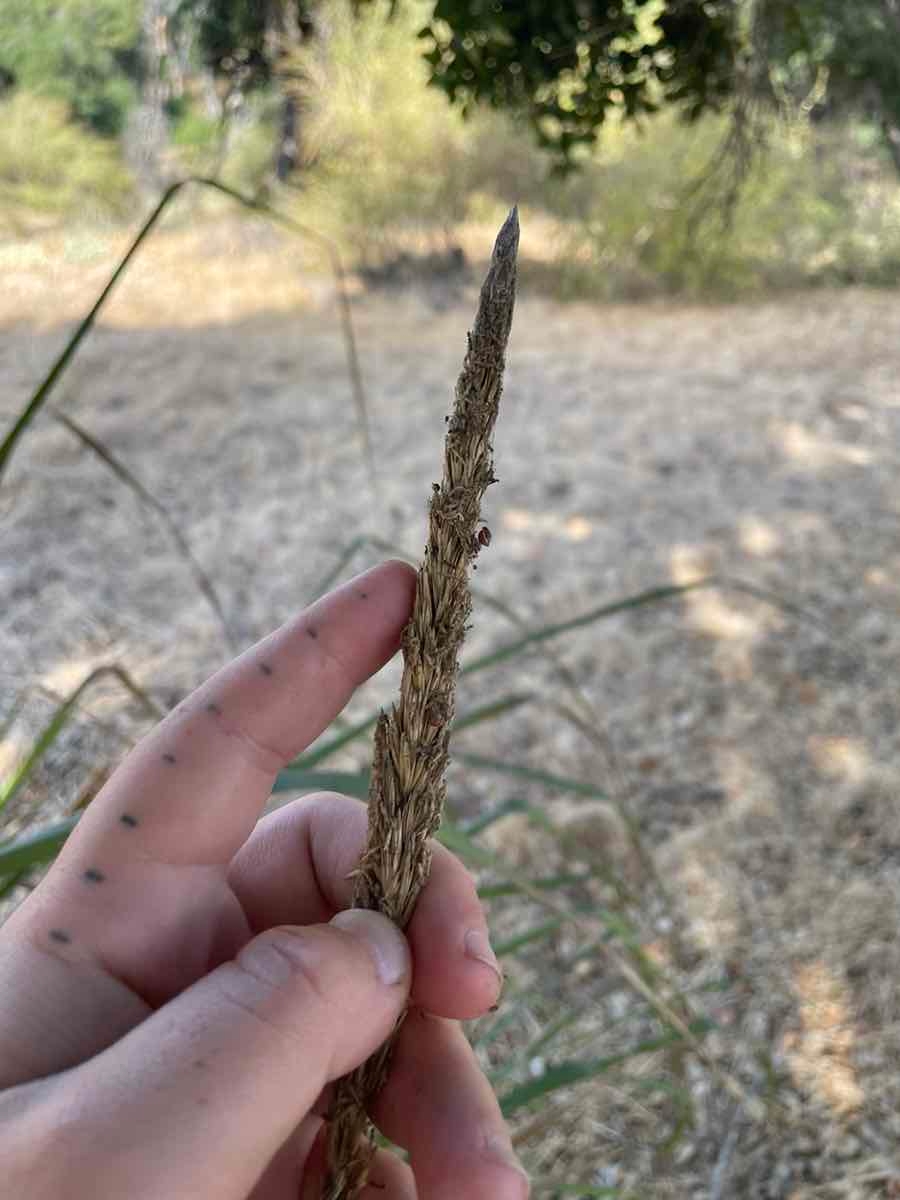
[323,209,520,1198]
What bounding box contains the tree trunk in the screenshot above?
[275,93,299,181]
[881,115,900,179]
[125,0,171,197]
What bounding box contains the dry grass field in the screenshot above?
[3,218,900,1195]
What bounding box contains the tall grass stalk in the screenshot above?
[324,209,520,1198]
[0,665,160,818]
[51,408,237,652]
[0,176,374,494]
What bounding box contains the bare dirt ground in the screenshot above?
[3,219,900,1196]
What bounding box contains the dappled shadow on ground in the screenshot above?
[4,273,900,1195]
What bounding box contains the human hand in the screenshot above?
[0,561,528,1199]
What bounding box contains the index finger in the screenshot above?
[66,560,416,869]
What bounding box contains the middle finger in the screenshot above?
[372,1010,529,1200]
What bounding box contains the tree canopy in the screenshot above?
[2,1,899,174]
[0,0,141,135]
[417,1,740,160]
[412,0,900,169]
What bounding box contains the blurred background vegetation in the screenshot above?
[2,0,900,297]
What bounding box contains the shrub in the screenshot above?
[0,91,133,224]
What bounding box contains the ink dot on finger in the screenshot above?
[306,626,318,639]
[358,591,369,600]
[120,813,139,829]
[83,868,105,884]
[258,662,274,676]
[49,929,71,945]
[161,752,177,765]
[206,702,222,716]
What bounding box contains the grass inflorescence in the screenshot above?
[324,209,520,1198]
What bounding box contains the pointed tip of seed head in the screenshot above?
[492,206,520,267]
[477,206,519,339]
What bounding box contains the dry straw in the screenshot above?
[324,209,520,1198]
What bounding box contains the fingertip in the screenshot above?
[373,1012,526,1200]
[344,559,416,611]
[407,848,502,1020]
[381,557,418,588]
[479,1135,531,1200]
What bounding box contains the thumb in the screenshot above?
[46,910,410,1199]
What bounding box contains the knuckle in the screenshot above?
[216,928,342,1075]
[231,927,330,1013]
[218,720,285,775]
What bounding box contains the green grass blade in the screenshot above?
[534,1186,622,1198]
[434,819,498,869]
[299,539,839,696]
[0,180,186,484]
[461,581,713,676]
[488,1007,584,1086]
[272,767,370,799]
[195,177,375,494]
[493,917,565,958]
[465,574,843,675]
[308,535,368,602]
[0,869,30,901]
[478,871,592,899]
[0,815,78,876]
[0,666,160,815]
[454,692,533,730]
[292,713,380,770]
[454,751,607,800]
[294,694,531,774]
[2,175,374,496]
[499,1021,713,1116]
[461,797,532,835]
[519,1008,584,1062]
[52,409,236,651]
[471,1001,531,1051]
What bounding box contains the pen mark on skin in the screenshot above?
[259,662,274,676]
[49,929,71,945]
[358,590,369,600]
[120,813,139,829]
[162,752,177,765]
[193,1059,207,1070]
[83,868,105,884]
[306,626,319,640]
[206,702,222,717]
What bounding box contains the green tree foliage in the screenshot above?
[361,0,900,172]
[0,0,141,135]
[416,0,739,161]
[756,0,900,171]
[173,0,315,89]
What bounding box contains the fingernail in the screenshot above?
[330,909,410,987]
[465,928,503,986]
[482,1131,529,1181]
